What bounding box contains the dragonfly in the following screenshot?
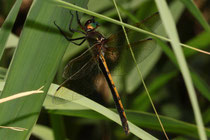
[54,11,158,135]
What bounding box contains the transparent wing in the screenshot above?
[102,12,159,75]
[63,46,97,80]
[53,45,100,104]
[104,38,156,75]
[106,12,159,47]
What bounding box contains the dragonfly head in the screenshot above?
[85,17,99,32]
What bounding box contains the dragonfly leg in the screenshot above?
[69,38,86,46]
[75,11,85,31]
[75,38,86,46]
[91,16,95,22]
[66,37,86,46]
[54,21,87,46]
[69,11,86,34]
[56,77,71,91]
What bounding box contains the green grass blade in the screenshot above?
[0,0,22,60]
[154,0,207,139]
[44,84,210,139]
[0,0,88,139]
[32,124,54,140]
[191,71,210,101]
[180,0,210,32]
[46,85,158,140]
[49,114,66,140]
[203,108,210,125]
[126,111,210,139]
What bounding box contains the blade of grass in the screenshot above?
[154,0,207,139]
[44,84,210,139]
[0,0,23,61]
[49,114,66,140]
[46,109,210,138]
[0,82,37,132]
[203,108,210,124]
[191,71,210,101]
[180,0,210,32]
[46,85,158,139]
[0,0,88,139]
[32,124,54,140]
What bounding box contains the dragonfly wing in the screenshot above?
[103,12,159,75]
[128,38,156,64]
[63,47,97,80]
[53,46,100,104]
[53,60,99,104]
[136,12,160,32]
[106,12,159,48]
[105,38,156,75]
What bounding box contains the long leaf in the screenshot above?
[180,0,210,32]
[44,84,210,139]
[45,84,158,140]
[0,0,88,139]
[0,0,22,61]
[154,0,207,140]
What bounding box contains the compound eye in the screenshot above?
[87,22,98,31]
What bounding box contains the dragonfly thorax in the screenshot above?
[86,31,106,47]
